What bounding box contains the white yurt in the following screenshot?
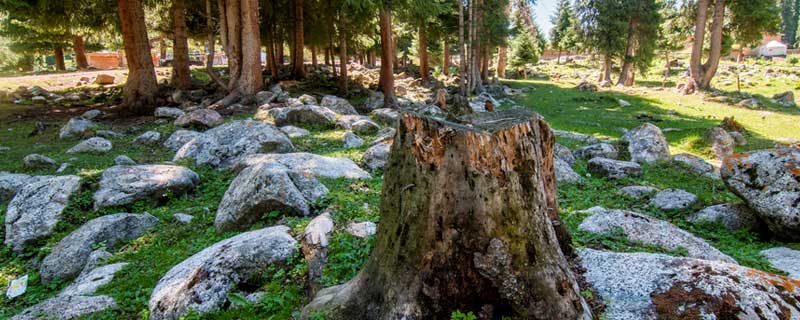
[759,40,787,57]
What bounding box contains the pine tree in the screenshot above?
[549,0,576,63]
[780,0,798,47]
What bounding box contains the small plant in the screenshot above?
[451,310,478,320]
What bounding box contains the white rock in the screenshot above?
[66,137,112,154]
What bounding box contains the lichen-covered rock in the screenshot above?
[721,148,800,241]
[260,105,337,128]
[579,249,800,320]
[346,221,377,238]
[574,143,619,160]
[81,109,102,120]
[114,155,136,165]
[351,119,381,135]
[773,91,796,107]
[279,125,310,138]
[363,141,392,171]
[370,108,400,124]
[174,109,224,129]
[59,263,128,296]
[555,158,582,184]
[173,120,294,168]
[11,295,117,320]
[343,132,364,149]
[372,127,396,145]
[578,207,734,263]
[649,189,697,210]
[256,91,276,105]
[622,123,670,164]
[163,130,203,151]
[555,144,576,166]
[66,137,112,154]
[672,153,714,175]
[154,107,185,119]
[321,95,358,115]
[617,186,659,199]
[40,213,158,282]
[148,226,297,320]
[687,203,761,231]
[0,172,38,203]
[93,165,199,209]
[706,127,735,160]
[59,117,96,139]
[336,115,371,129]
[135,131,161,145]
[298,94,318,105]
[760,247,800,280]
[237,153,370,179]
[587,158,642,179]
[215,163,328,231]
[23,154,56,169]
[5,175,81,252]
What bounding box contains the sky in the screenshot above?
[534,0,558,39]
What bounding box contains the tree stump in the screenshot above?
[302,109,591,319]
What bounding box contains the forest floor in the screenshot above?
[0,58,799,319]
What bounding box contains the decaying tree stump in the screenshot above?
[302,109,591,319]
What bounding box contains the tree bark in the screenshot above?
[458,0,466,96]
[338,18,347,95]
[171,0,192,89]
[602,54,612,83]
[73,35,88,69]
[159,37,167,63]
[617,19,637,87]
[418,28,428,81]
[311,46,318,69]
[379,1,396,108]
[301,110,591,320]
[497,46,507,78]
[54,47,65,71]
[689,0,725,91]
[215,0,262,106]
[205,0,227,89]
[443,39,450,76]
[292,0,306,79]
[118,0,159,113]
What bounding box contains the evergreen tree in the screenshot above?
[575,0,629,82]
[780,0,798,47]
[508,12,543,78]
[549,0,576,63]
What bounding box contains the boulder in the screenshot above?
[5,175,82,252]
[40,213,158,282]
[279,125,310,138]
[706,127,735,160]
[304,212,334,247]
[336,115,371,129]
[352,119,381,135]
[215,163,328,231]
[320,95,358,115]
[578,207,734,263]
[173,213,193,224]
[94,74,115,85]
[580,249,800,320]
[363,142,392,171]
[574,143,619,160]
[59,117,96,139]
[148,226,297,320]
[555,158,582,184]
[256,91,276,105]
[66,137,112,154]
[81,109,102,120]
[587,158,642,179]
[237,153,371,180]
[760,247,800,280]
[343,132,364,148]
[649,189,697,210]
[298,94,318,105]
[0,172,37,203]
[773,91,796,107]
[59,262,128,296]
[622,123,670,164]
[95,130,123,139]
[114,155,136,166]
[11,295,116,320]
[617,186,659,199]
[93,165,199,209]
[154,107,185,119]
[729,131,747,146]
[346,221,377,238]
[372,127,396,145]
[174,109,224,129]
[371,108,400,124]
[687,203,762,231]
[173,120,294,168]
[555,144,576,166]
[672,153,714,175]
[618,99,631,107]
[22,154,56,169]
[260,105,337,127]
[163,130,203,151]
[721,148,800,241]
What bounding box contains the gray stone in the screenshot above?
[298,94,318,105]
[94,165,199,210]
[721,147,800,240]
[687,203,762,231]
[56,163,69,173]
[163,130,203,151]
[617,186,659,199]
[304,212,334,247]
[622,123,670,164]
[372,127,396,145]
[649,189,697,210]
[23,154,56,169]
[95,130,123,139]
[553,130,599,144]
[672,153,714,175]
[155,107,185,119]
[174,109,224,129]
[173,213,193,224]
[574,143,619,160]
[66,137,112,154]
[371,108,400,124]
[321,95,358,115]
[351,119,381,135]
[363,142,392,171]
[587,158,642,179]
[773,91,796,107]
[343,132,364,149]
[81,109,102,120]
[173,120,294,168]
[215,163,328,231]
[346,221,377,238]
[555,158,582,184]
[31,96,47,104]
[760,247,800,280]
[729,131,747,146]
[148,226,297,320]
[59,263,128,296]
[363,91,384,111]
[59,117,96,139]
[40,213,158,282]
[579,249,800,320]
[256,91,276,105]
[279,125,310,138]
[114,155,136,166]
[555,144,576,166]
[260,105,337,127]
[11,295,116,320]
[578,207,734,263]
[0,172,37,203]
[5,175,82,252]
[336,115,371,129]
[706,127,735,160]
[79,250,113,277]
[135,131,161,145]
[237,153,371,180]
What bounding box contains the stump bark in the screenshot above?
[302,110,590,319]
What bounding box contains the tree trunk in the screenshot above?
[159,37,167,63]
[602,54,612,82]
[54,47,65,71]
[557,50,561,64]
[617,20,637,87]
[379,1,396,108]
[338,19,347,95]
[237,0,262,95]
[458,0,466,96]
[311,46,318,70]
[481,44,489,81]
[418,28,428,81]
[205,0,227,89]
[690,0,725,91]
[215,0,262,106]
[443,39,450,76]
[292,0,306,79]
[118,0,159,113]
[497,46,507,78]
[368,50,376,68]
[301,110,591,320]
[171,0,191,89]
[73,35,88,69]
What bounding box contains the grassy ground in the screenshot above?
[0,59,799,318]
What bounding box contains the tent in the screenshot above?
[759,40,787,57]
